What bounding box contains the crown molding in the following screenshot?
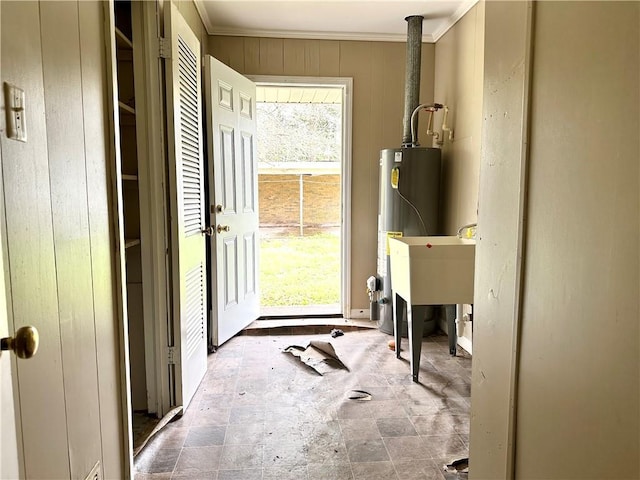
[194,0,214,35]
[207,27,436,43]
[431,0,479,42]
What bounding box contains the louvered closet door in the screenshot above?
[165,3,207,410]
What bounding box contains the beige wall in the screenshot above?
[434,2,484,235]
[472,1,639,479]
[173,0,209,49]
[470,2,533,477]
[209,36,435,310]
[433,1,485,349]
[516,2,639,478]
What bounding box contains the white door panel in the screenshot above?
[165,3,207,410]
[244,233,257,296]
[241,133,256,213]
[205,56,259,347]
[220,125,237,214]
[223,236,239,308]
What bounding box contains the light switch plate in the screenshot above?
[4,82,27,142]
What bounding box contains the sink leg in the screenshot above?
[392,293,401,359]
[447,304,458,356]
[408,301,424,383]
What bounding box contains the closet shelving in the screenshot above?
[113,0,150,419]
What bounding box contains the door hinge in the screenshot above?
[167,346,177,365]
[159,37,171,59]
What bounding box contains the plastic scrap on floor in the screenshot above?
[330,328,344,338]
[347,389,372,401]
[283,340,349,375]
[443,457,469,474]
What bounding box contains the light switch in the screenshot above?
[4,83,27,142]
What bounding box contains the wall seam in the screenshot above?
[37,1,73,477]
[76,0,107,474]
[507,1,536,478]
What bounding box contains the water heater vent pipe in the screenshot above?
[402,15,424,147]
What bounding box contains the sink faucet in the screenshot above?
[457,223,477,239]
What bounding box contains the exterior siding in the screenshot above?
[259,174,340,227]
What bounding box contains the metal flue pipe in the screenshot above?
[402,15,424,147]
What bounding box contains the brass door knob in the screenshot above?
[217,224,230,234]
[1,326,39,359]
[215,204,225,214]
[202,226,215,237]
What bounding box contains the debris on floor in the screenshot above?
[330,328,344,338]
[135,329,472,477]
[443,457,469,474]
[133,406,182,458]
[283,340,349,375]
[347,389,372,401]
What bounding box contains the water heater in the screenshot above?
[369,15,443,336]
[376,147,441,335]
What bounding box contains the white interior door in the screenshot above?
[164,3,207,410]
[1,2,127,478]
[1,3,80,478]
[204,56,260,347]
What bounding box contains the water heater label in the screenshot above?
[394,151,402,163]
[391,167,400,189]
[386,231,403,255]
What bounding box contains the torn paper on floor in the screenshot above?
[348,390,372,401]
[283,340,349,375]
[443,457,469,474]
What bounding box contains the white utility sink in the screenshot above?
[388,236,475,305]
[388,236,475,382]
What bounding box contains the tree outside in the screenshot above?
[257,102,342,165]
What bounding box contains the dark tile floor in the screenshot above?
[134,327,471,480]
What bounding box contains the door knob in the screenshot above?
[217,224,230,234]
[1,326,39,359]
[202,226,215,237]
[215,204,225,214]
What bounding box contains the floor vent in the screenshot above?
[84,461,101,480]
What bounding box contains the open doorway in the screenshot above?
[252,79,352,318]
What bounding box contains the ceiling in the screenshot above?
[194,0,478,43]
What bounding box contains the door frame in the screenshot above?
[103,0,171,474]
[247,75,353,318]
[133,0,171,418]
[103,2,134,476]
[106,0,175,416]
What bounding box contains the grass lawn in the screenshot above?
[259,232,340,306]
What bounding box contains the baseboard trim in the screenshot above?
[348,308,370,319]
[457,335,473,355]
